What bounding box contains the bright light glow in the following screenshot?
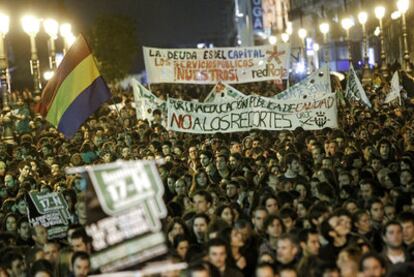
[43,18,59,39]
[286,21,293,35]
[43,71,54,81]
[397,0,409,14]
[66,33,76,47]
[268,35,277,45]
[313,43,320,52]
[375,6,386,20]
[319,22,330,34]
[197,43,205,49]
[281,33,289,42]
[358,12,368,25]
[374,26,381,36]
[331,71,345,81]
[0,13,9,35]
[296,62,306,74]
[21,15,40,36]
[391,11,402,20]
[55,53,64,66]
[60,23,72,38]
[298,28,307,39]
[341,17,354,30]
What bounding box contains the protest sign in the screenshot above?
[345,64,372,108]
[274,65,331,100]
[74,160,168,273]
[27,191,70,239]
[204,82,246,102]
[131,79,166,123]
[385,71,401,105]
[143,44,290,84]
[167,93,337,134]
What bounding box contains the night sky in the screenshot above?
[1,0,237,89]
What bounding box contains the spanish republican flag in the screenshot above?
[36,34,111,138]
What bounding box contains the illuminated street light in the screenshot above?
[43,70,54,81]
[375,6,389,78]
[21,15,42,100]
[268,35,277,45]
[391,11,402,20]
[358,12,371,84]
[0,12,13,144]
[60,22,74,54]
[44,18,59,70]
[281,33,289,43]
[397,0,411,73]
[319,23,330,63]
[341,17,354,63]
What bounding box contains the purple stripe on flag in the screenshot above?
[57,77,111,138]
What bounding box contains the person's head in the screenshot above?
[71,251,90,277]
[207,238,227,271]
[279,207,297,232]
[284,153,300,174]
[399,212,414,245]
[262,194,279,215]
[32,224,48,247]
[199,151,212,168]
[360,180,375,201]
[369,198,384,223]
[252,206,268,233]
[173,234,190,261]
[359,252,387,277]
[29,259,54,277]
[264,214,285,239]
[298,228,320,256]
[225,181,239,199]
[192,190,212,214]
[255,262,275,277]
[382,220,403,250]
[279,267,298,277]
[186,262,218,277]
[337,246,362,277]
[193,213,210,239]
[3,251,26,277]
[276,234,299,264]
[70,228,91,253]
[17,217,31,240]
[354,210,372,235]
[215,204,234,226]
[3,212,18,233]
[43,241,60,264]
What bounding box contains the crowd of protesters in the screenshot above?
[0,66,414,277]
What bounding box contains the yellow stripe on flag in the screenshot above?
[46,54,100,126]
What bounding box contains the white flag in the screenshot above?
[384,71,401,105]
[274,64,331,100]
[204,82,246,102]
[345,64,372,108]
[130,79,166,122]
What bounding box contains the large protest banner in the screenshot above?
[167,94,337,134]
[27,191,70,239]
[274,65,331,100]
[345,64,372,108]
[67,160,168,273]
[143,44,290,84]
[204,82,246,102]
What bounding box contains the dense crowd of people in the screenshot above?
[0,67,414,277]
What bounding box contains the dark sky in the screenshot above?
[1,0,237,88]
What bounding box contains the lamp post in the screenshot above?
[341,17,354,65]
[397,0,411,73]
[319,22,330,64]
[43,19,58,70]
[358,11,371,84]
[21,15,41,101]
[281,32,290,43]
[375,6,389,78]
[60,23,75,54]
[0,13,13,144]
[298,28,307,74]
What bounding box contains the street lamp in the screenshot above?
[60,23,75,54]
[298,28,307,73]
[319,22,330,63]
[281,33,289,43]
[268,35,277,45]
[358,11,371,84]
[375,6,389,78]
[43,19,59,70]
[21,15,42,101]
[397,0,411,73]
[341,17,354,64]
